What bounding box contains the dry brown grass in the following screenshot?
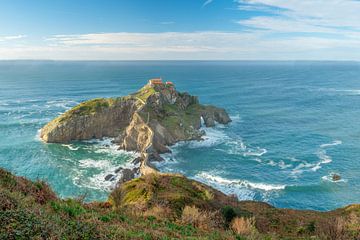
[317,216,347,240]
[231,216,256,236]
[181,205,223,230]
[143,205,174,220]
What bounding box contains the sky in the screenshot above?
[1,0,360,60]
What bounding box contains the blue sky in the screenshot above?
[1,0,360,60]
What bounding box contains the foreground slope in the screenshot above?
[1,168,359,240]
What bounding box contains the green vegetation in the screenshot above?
[159,103,203,139]
[110,173,221,214]
[1,167,360,239]
[54,97,122,123]
[132,84,156,103]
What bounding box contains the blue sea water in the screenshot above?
[0,61,360,211]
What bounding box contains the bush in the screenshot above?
[231,217,256,236]
[0,191,18,210]
[144,205,173,220]
[181,205,222,230]
[51,199,86,217]
[221,206,237,225]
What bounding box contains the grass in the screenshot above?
[132,84,156,103]
[56,97,122,122]
[1,168,360,239]
[159,103,203,139]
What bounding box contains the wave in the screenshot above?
[79,159,113,169]
[62,144,80,151]
[229,114,242,124]
[243,147,267,157]
[182,127,229,148]
[291,140,342,175]
[45,99,79,110]
[61,138,139,192]
[318,88,360,96]
[83,138,139,157]
[34,129,42,141]
[320,140,342,148]
[74,155,140,192]
[317,140,342,165]
[194,172,286,192]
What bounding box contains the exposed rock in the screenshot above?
[114,167,123,174]
[41,81,232,184]
[332,173,341,181]
[131,157,142,165]
[40,97,139,143]
[118,168,137,184]
[105,174,116,181]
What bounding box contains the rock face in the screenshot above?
[40,98,139,143]
[41,81,231,181]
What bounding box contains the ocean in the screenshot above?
[0,61,359,211]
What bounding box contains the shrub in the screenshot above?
[51,199,86,217]
[144,205,173,220]
[221,206,237,225]
[0,191,18,210]
[181,205,222,230]
[317,217,347,240]
[306,221,316,233]
[231,217,256,236]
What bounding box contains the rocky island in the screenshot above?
[40,79,231,180]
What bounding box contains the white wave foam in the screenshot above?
[317,140,342,165]
[317,149,332,164]
[186,127,228,148]
[79,159,112,169]
[84,138,139,157]
[194,172,286,192]
[229,114,242,124]
[243,147,267,157]
[74,155,140,192]
[253,158,262,163]
[278,160,293,169]
[222,139,246,155]
[318,88,360,96]
[45,100,79,110]
[68,138,139,191]
[267,160,277,167]
[291,161,318,175]
[291,140,342,175]
[34,129,42,141]
[62,144,79,151]
[320,140,342,148]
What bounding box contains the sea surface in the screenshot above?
[1,61,360,210]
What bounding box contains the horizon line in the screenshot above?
[0,59,359,62]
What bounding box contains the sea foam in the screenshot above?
[194,171,286,193]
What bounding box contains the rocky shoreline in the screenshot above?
[40,80,231,186]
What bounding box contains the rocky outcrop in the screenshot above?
[40,97,139,143]
[41,81,232,183]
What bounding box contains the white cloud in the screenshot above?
[0,35,26,42]
[202,0,213,7]
[0,31,360,60]
[236,0,360,33]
